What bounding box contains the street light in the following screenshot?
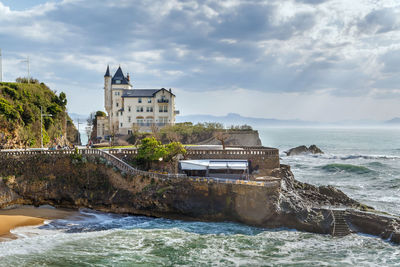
[21,56,30,83]
[41,106,52,148]
[77,118,83,146]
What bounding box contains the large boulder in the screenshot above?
[285,145,324,156]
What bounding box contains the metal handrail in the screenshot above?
[0,148,280,187]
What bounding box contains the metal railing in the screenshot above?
[0,149,280,187]
[103,146,279,158]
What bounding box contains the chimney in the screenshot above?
[169,88,172,93]
[127,73,130,82]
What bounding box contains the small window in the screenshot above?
[138,98,142,103]
[148,98,152,103]
[120,123,123,127]
[128,106,131,112]
[116,80,121,84]
[116,102,119,107]
[128,116,131,122]
[146,107,153,112]
[128,130,132,135]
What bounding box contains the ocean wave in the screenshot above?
[281,153,400,161]
[338,155,400,160]
[365,162,388,168]
[320,164,374,174]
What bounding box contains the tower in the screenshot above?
[104,65,112,131]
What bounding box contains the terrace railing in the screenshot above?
[0,148,280,187]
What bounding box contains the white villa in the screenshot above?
[97,65,177,139]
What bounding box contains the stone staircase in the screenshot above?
[331,209,351,237]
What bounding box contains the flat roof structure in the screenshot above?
[179,159,248,171]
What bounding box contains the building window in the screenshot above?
[128,116,131,122]
[120,111,123,116]
[146,107,153,112]
[137,106,144,112]
[120,123,123,127]
[159,106,163,112]
[138,98,142,103]
[159,117,168,124]
[114,91,120,95]
[116,102,119,107]
[128,130,132,135]
[148,98,152,103]
[116,80,121,84]
[128,106,131,112]
[164,106,168,112]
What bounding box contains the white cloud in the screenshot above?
[1,0,400,121]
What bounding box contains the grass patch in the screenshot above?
[156,186,173,195]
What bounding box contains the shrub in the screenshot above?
[0,97,19,121]
[2,86,19,100]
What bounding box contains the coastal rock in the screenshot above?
[285,145,324,156]
[195,130,262,146]
[0,154,399,244]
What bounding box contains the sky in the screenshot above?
[0,0,399,122]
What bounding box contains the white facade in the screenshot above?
[97,66,177,139]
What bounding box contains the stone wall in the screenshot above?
[195,130,262,146]
[0,153,281,227]
[109,146,280,176]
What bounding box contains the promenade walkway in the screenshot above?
[0,148,280,188]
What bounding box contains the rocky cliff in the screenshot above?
[195,130,262,146]
[0,82,79,148]
[0,153,399,244]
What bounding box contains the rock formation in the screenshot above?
[0,153,399,244]
[285,145,324,156]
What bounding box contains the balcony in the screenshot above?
[132,122,171,127]
[158,99,169,103]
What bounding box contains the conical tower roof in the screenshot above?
[112,66,130,85]
[104,65,110,77]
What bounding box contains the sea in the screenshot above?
[1,127,400,266]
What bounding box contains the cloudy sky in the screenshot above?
[0,0,399,122]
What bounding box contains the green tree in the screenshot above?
[164,142,186,162]
[137,137,167,162]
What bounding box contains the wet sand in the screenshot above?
[0,215,45,236]
[0,206,78,237]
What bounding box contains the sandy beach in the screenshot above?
[0,206,78,237]
[0,215,45,236]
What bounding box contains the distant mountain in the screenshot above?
[385,117,400,124]
[176,113,318,127]
[176,113,396,127]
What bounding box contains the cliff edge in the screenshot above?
[0,153,399,244]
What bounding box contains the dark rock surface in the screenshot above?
[285,145,324,156]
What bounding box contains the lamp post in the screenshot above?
[41,106,52,148]
[20,56,30,83]
[0,48,3,82]
[77,118,83,146]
